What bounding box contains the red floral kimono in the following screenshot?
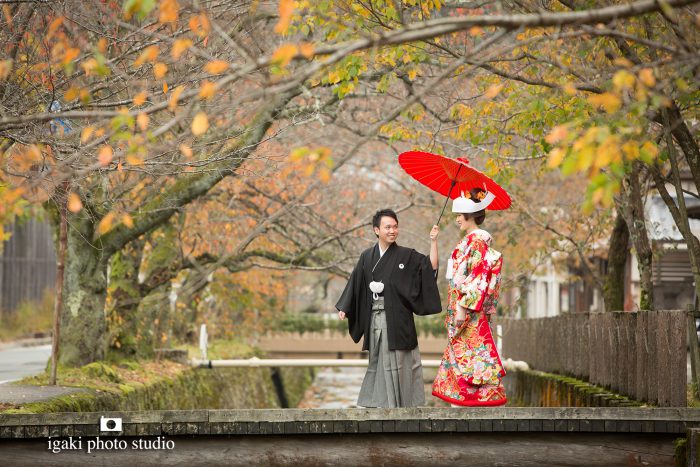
[432,228,507,407]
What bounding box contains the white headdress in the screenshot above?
[452,189,495,214]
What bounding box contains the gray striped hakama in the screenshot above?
[357,297,425,408]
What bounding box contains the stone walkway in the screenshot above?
[297,367,449,409]
[0,385,86,406]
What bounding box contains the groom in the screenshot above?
[336,209,442,407]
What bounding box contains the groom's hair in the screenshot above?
[372,209,398,231]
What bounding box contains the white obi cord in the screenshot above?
[369,281,384,301]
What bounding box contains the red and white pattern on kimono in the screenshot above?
[432,229,507,407]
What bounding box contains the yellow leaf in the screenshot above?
[97,212,116,235]
[133,91,148,106]
[469,26,483,37]
[98,145,113,166]
[163,81,169,94]
[126,153,144,166]
[622,141,640,160]
[67,193,83,213]
[271,43,297,67]
[198,80,216,100]
[168,85,185,111]
[612,70,635,91]
[638,68,656,88]
[588,92,621,113]
[191,112,209,136]
[179,144,193,158]
[641,141,659,158]
[204,60,229,74]
[0,59,13,80]
[299,42,314,59]
[134,45,159,67]
[545,125,568,145]
[81,126,94,144]
[159,0,179,24]
[613,57,634,68]
[547,147,565,169]
[274,0,294,34]
[407,68,417,80]
[171,38,192,59]
[153,62,168,79]
[484,84,504,99]
[137,112,149,131]
[94,127,106,138]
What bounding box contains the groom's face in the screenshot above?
[374,216,399,244]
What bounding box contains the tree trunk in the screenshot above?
[106,237,146,359]
[49,183,69,384]
[603,210,630,312]
[617,163,655,310]
[58,210,108,366]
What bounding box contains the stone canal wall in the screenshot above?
[503,368,643,408]
[7,366,314,414]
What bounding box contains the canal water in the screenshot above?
[297,367,449,408]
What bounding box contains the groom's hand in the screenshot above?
[338,311,346,320]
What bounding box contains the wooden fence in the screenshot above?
[494,311,688,407]
[0,218,56,313]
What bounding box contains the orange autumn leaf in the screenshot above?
[179,144,193,158]
[133,91,148,106]
[97,211,116,235]
[67,193,83,213]
[274,0,294,34]
[163,82,169,94]
[122,214,135,228]
[545,125,569,145]
[204,60,229,74]
[159,0,179,24]
[299,42,314,59]
[126,153,144,166]
[171,38,192,59]
[153,62,168,79]
[137,112,149,131]
[484,84,504,99]
[98,145,113,166]
[81,126,94,143]
[62,48,80,65]
[271,43,297,67]
[198,80,216,100]
[134,45,159,67]
[168,85,185,111]
[64,86,80,101]
[191,112,209,136]
[0,59,12,80]
[189,14,211,38]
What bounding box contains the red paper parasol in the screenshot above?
[398,151,511,224]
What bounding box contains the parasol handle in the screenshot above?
[435,164,463,226]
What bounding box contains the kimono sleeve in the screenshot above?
[335,259,361,318]
[410,251,442,316]
[453,237,490,311]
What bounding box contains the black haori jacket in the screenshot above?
[335,242,442,351]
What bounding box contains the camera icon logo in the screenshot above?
[100,416,123,432]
